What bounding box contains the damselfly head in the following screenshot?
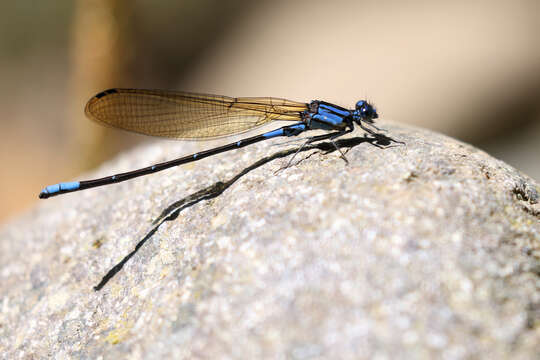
[354,100,378,124]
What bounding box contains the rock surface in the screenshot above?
[1,122,539,359]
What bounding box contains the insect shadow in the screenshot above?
[93,132,402,290]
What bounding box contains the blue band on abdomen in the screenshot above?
[262,128,285,138]
[289,123,306,131]
[40,181,80,195]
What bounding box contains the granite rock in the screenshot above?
[0,121,538,359]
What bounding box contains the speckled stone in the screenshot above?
[1,121,538,359]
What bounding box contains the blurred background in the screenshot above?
[0,0,539,223]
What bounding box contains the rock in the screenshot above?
[1,121,538,358]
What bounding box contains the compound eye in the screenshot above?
[355,100,366,110]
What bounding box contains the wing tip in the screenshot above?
[85,88,121,119]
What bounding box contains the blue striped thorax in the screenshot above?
[304,99,378,131]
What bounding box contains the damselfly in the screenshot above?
[39,88,382,199]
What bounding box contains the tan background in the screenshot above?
[0,0,539,223]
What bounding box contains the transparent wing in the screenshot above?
[84,88,308,140]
